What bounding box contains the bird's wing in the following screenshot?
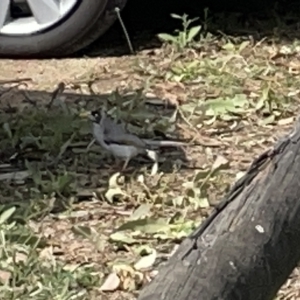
[102,116,126,136]
[105,132,146,148]
[101,116,146,148]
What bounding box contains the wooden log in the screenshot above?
[138,119,300,300]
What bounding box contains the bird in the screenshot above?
[88,109,149,170]
[88,109,188,170]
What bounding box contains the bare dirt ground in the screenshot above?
[1,4,300,300]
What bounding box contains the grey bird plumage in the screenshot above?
[88,109,187,170]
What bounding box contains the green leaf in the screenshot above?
[44,114,75,134]
[157,33,178,43]
[7,232,47,248]
[3,122,12,139]
[187,26,201,43]
[0,206,16,225]
[238,41,250,53]
[197,197,210,208]
[55,173,73,193]
[109,232,137,245]
[72,225,92,238]
[170,13,183,19]
[255,97,266,111]
[178,31,186,48]
[56,133,76,161]
[130,204,151,220]
[194,170,211,183]
[205,95,248,118]
[232,94,249,108]
[222,42,235,51]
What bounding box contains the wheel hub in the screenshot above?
[0,0,79,35]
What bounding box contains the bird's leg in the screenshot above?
[121,157,132,171]
[106,157,129,171]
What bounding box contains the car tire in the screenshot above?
[0,0,127,58]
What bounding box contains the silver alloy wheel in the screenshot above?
[0,0,79,35]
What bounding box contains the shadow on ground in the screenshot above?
[0,84,203,214]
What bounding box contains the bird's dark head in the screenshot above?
[88,110,102,123]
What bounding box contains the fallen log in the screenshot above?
[138,119,300,300]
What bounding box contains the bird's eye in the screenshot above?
[91,111,99,117]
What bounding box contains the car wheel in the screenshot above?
[0,0,127,58]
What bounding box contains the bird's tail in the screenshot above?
[143,139,188,147]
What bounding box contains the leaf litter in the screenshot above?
[1,9,300,300]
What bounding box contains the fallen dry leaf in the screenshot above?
[0,270,11,284]
[100,273,121,292]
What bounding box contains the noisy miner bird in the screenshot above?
[88,109,188,170]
